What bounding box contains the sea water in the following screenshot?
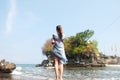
[12,64,120,80]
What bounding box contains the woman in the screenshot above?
[52,25,67,80]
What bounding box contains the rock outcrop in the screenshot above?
[36,59,53,67]
[0,59,16,73]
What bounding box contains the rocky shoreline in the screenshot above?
[0,59,16,73]
[36,55,120,67]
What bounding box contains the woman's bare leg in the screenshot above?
[54,57,59,80]
[59,62,63,80]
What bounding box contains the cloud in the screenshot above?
[6,0,16,34]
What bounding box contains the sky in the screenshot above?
[0,0,120,64]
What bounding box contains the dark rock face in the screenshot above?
[0,59,16,73]
[35,64,42,67]
[35,60,51,67]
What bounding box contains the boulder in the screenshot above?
[0,59,16,73]
[35,60,49,67]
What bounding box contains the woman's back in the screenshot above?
[53,34,64,50]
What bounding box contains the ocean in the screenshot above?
[10,64,120,80]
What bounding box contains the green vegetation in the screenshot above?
[42,29,100,64]
[42,39,53,57]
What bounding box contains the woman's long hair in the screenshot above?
[56,25,63,41]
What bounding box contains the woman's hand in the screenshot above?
[52,39,56,45]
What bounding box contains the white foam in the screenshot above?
[86,78,120,80]
[11,67,22,75]
[12,70,22,75]
[22,73,54,80]
[106,64,120,67]
[45,67,54,69]
[16,67,22,71]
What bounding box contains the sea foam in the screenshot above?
[106,64,120,67]
[12,67,22,75]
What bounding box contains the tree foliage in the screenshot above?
[64,29,94,55]
[42,39,53,57]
